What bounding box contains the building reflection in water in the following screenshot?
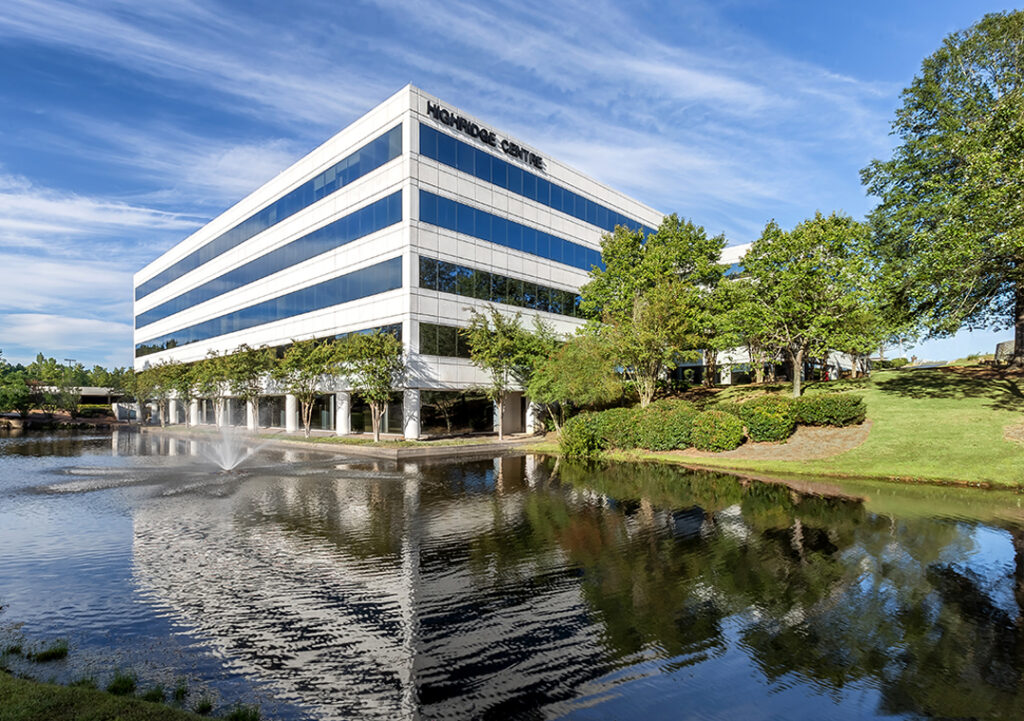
[130,453,1024,721]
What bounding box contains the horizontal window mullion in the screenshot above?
[135,257,402,358]
[135,190,402,329]
[136,124,403,301]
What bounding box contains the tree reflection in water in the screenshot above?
[130,454,1024,720]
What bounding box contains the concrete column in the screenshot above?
[335,391,351,436]
[189,400,199,427]
[403,388,420,440]
[285,394,298,433]
[247,400,257,432]
[168,399,179,425]
[525,400,542,434]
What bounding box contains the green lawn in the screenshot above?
[0,672,206,721]
[533,368,1024,488]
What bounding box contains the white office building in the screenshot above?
[133,85,665,438]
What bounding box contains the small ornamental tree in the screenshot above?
[194,351,231,426]
[167,362,199,427]
[527,332,622,431]
[226,344,276,429]
[463,307,537,440]
[0,371,34,417]
[604,279,701,407]
[146,360,178,427]
[273,338,341,438]
[338,330,405,442]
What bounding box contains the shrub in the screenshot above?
[76,404,113,418]
[740,396,796,442]
[711,401,744,419]
[142,685,167,703]
[690,410,745,452]
[225,705,262,721]
[794,394,866,426]
[28,639,68,662]
[636,400,698,450]
[591,407,640,449]
[559,413,606,461]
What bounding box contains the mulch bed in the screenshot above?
[671,421,873,461]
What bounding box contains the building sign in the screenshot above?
[426,101,545,171]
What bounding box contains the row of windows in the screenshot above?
[419,123,655,237]
[418,322,472,359]
[135,257,402,357]
[418,255,583,318]
[135,192,402,329]
[418,190,602,273]
[136,125,403,300]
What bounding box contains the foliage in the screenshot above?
[272,339,341,438]
[862,10,1024,365]
[527,331,622,430]
[690,410,745,452]
[192,352,231,426]
[0,372,34,416]
[739,396,796,442]
[559,412,606,461]
[603,279,702,407]
[464,308,550,439]
[580,217,727,403]
[874,357,909,369]
[793,394,867,427]
[225,344,276,428]
[590,407,641,449]
[636,399,698,450]
[106,670,138,696]
[337,330,405,441]
[711,400,744,419]
[742,212,874,397]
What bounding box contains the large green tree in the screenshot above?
[862,10,1024,365]
[338,331,405,442]
[527,331,622,431]
[743,212,873,397]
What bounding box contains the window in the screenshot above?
[136,124,403,300]
[136,257,402,357]
[419,123,655,237]
[419,322,471,359]
[417,254,582,319]
[136,191,402,329]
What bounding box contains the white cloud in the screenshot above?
[0,313,133,366]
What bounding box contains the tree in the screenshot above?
[139,361,177,426]
[603,279,702,406]
[463,307,542,440]
[167,363,199,427]
[0,371,34,417]
[56,367,82,418]
[272,339,341,438]
[225,344,276,430]
[527,331,622,431]
[193,351,231,426]
[862,11,1024,366]
[742,213,873,397]
[338,331,405,442]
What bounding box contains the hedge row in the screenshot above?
[559,392,866,460]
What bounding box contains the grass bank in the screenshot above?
[0,671,206,721]
[532,367,1024,488]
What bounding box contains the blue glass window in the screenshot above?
[136,191,402,329]
[418,322,472,359]
[419,124,655,237]
[136,124,402,300]
[418,190,601,273]
[135,257,402,357]
[418,255,582,319]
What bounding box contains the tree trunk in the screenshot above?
[496,395,504,440]
[703,350,718,388]
[302,400,312,438]
[1012,283,1024,368]
[790,346,804,398]
[371,401,384,442]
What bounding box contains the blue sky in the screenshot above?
[0,0,1017,368]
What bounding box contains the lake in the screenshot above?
[1,429,1023,720]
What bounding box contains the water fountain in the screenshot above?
[200,426,264,471]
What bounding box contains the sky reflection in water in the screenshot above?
[0,430,1022,720]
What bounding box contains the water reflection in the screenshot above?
[3,433,1024,720]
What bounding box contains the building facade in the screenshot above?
[133,86,664,437]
